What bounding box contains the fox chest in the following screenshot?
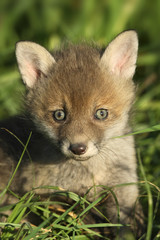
[13,159,107,196]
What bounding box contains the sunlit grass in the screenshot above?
[0,129,160,239]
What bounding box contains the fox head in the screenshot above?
[16,31,138,161]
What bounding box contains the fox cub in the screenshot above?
[0,31,143,238]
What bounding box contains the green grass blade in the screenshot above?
[138,149,153,240]
[114,124,160,139]
[0,131,32,201]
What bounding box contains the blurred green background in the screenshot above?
[0,0,160,186]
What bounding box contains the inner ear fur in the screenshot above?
[16,41,56,88]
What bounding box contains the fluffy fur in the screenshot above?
[0,31,143,238]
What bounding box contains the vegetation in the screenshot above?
[0,0,160,239]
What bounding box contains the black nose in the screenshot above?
[69,143,87,155]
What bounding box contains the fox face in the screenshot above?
[16,31,138,161]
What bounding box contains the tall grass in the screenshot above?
[0,0,160,239]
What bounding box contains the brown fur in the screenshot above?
[0,31,144,239]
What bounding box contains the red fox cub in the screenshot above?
[0,31,143,238]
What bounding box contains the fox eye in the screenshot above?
[95,108,108,120]
[53,109,66,122]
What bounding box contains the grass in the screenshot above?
[0,129,160,239]
[0,171,129,239]
[0,0,160,239]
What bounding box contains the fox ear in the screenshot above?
[100,30,138,79]
[16,41,56,88]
